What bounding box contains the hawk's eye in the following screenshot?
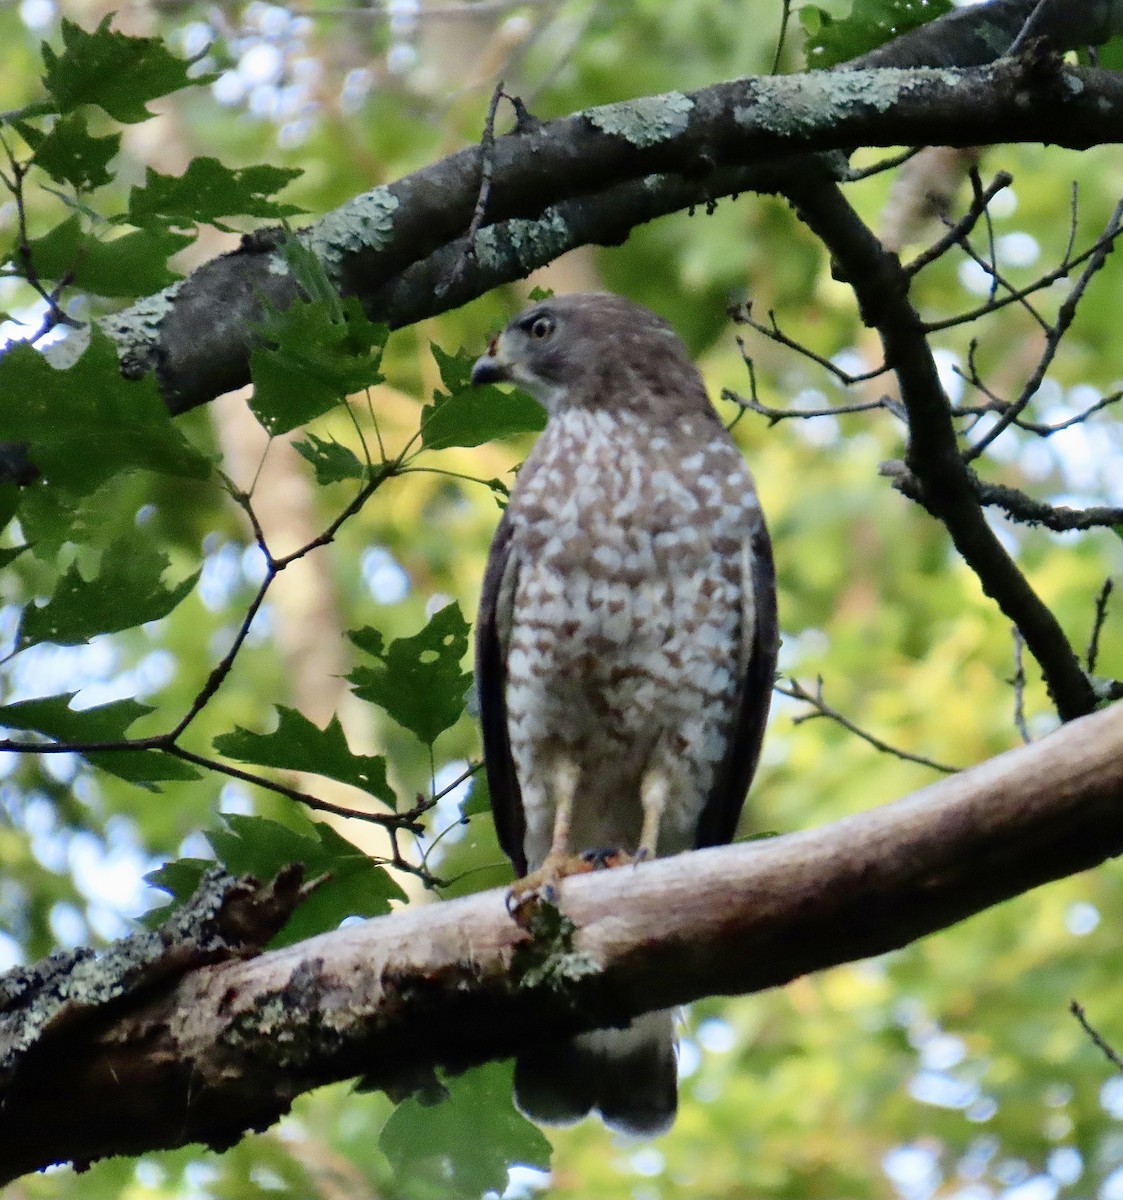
[529,316,554,340]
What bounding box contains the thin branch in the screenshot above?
[1011,627,1032,743]
[1071,999,1123,1072]
[729,309,892,388]
[964,197,1123,464]
[451,79,506,287]
[881,460,1123,533]
[1087,579,1114,674]
[845,146,923,183]
[922,209,1123,337]
[777,677,957,774]
[904,169,1014,277]
[785,177,1096,721]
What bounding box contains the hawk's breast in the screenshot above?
[503,406,761,861]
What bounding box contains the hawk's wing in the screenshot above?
[475,510,528,876]
[695,514,779,848]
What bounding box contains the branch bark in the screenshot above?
[4,702,1123,1183]
[100,53,1123,415]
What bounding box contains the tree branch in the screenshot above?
[784,177,1097,721]
[3,702,1123,1182]
[98,55,1123,416]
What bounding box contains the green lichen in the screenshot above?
[512,899,600,992]
[472,209,572,274]
[739,68,965,136]
[99,282,182,375]
[587,91,694,147]
[307,186,399,282]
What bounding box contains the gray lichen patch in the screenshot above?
[739,68,965,136]
[0,867,244,1081]
[99,282,182,376]
[470,209,572,278]
[306,186,400,282]
[587,91,694,147]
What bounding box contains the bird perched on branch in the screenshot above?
[471,292,777,1137]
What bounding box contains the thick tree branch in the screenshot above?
[99,55,1123,415]
[783,178,1097,721]
[3,702,1123,1183]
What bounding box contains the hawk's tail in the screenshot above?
[513,1009,676,1137]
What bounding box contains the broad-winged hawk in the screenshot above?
[472,292,777,1136]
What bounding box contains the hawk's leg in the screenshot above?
[509,758,587,905]
[636,769,670,861]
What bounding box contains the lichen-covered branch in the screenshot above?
[101,52,1123,415]
[2,702,1122,1183]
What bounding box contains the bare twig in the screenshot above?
[881,460,1123,533]
[1087,579,1114,674]
[904,169,1014,277]
[452,79,507,286]
[964,197,1123,464]
[729,311,892,388]
[1011,627,1032,743]
[1071,1000,1123,1072]
[923,209,1123,337]
[777,677,957,774]
[785,177,1096,721]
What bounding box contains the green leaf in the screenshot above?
[293,433,367,484]
[19,112,120,191]
[249,296,388,436]
[17,533,198,649]
[0,328,212,493]
[281,235,345,314]
[0,693,198,789]
[125,158,303,232]
[0,693,151,740]
[420,344,546,451]
[214,706,397,809]
[41,15,211,123]
[461,770,491,819]
[348,603,472,745]
[21,213,191,297]
[143,857,210,923]
[84,749,201,788]
[379,1062,551,1197]
[206,814,406,947]
[801,0,952,68]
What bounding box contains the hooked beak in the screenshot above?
[470,334,511,386]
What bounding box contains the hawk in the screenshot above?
[471,292,777,1136]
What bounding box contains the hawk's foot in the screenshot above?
[506,851,588,914]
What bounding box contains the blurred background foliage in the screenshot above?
[2,0,1123,1197]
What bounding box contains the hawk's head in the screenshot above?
[470,292,709,419]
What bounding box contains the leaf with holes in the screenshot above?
[348,603,472,745]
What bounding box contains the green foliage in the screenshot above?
[146,813,406,947]
[40,14,209,123]
[250,294,388,436]
[1,5,1123,1200]
[348,603,473,746]
[214,706,398,809]
[124,159,303,232]
[16,112,120,191]
[293,433,367,483]
[800,0,952,67]
[420,344,546,450]
[20,213,192,296]
[0,693,151,740]
[379,1062,551,1198]
[15,533,198,649]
